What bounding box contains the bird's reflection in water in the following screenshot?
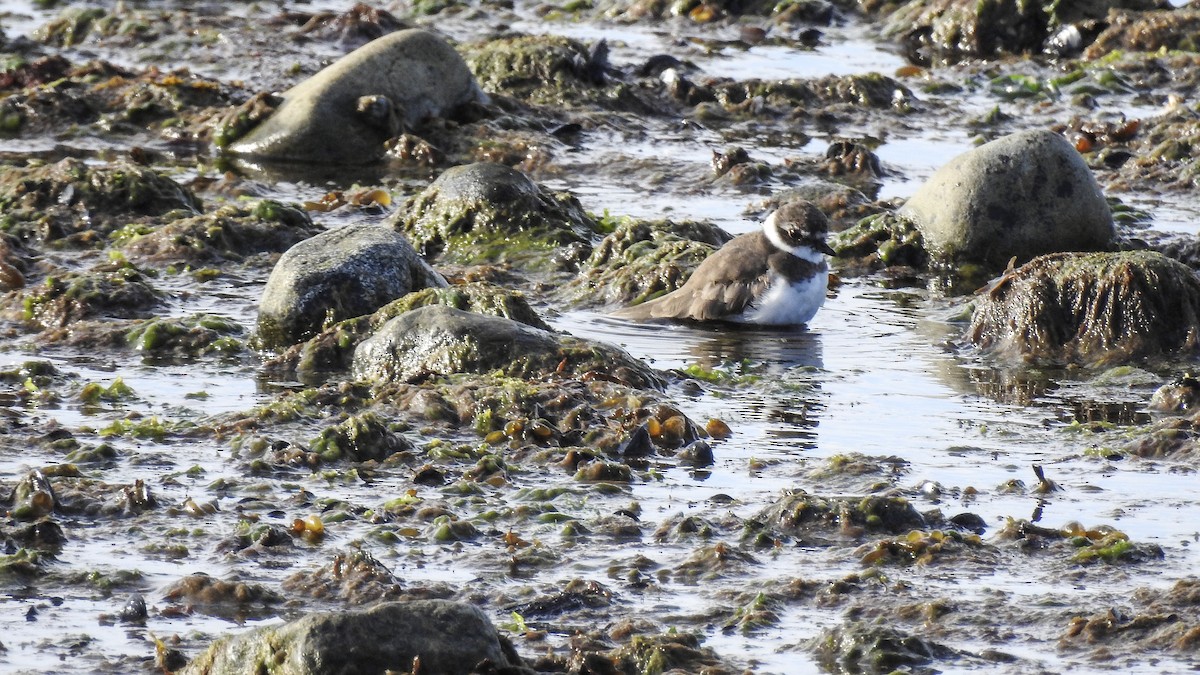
[691,324,826,452]
[584,314,827,452]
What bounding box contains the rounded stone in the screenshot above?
[899,130,1114,269]
[352,304,661,388]
[227,29,486,164]
[180,599,520,675]
[257,223,446,349]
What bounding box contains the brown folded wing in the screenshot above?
[612,231,774,321]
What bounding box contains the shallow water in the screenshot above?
[3,1,1200,673]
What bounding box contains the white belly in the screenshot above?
[734,271,828,326]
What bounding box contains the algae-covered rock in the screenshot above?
[610,632,726,673]
[286,5,408,49]
[996,519,1163,565]
[968,250,1200,365]
[883,0,1167,65]
[163,573,281,621]
[830,212,928,270]
[466,34,640,110]
[395,162,596,269]
[0,158,199,244]
[271,282,549,378]
[811,620,959,674]
[226,29,487,164]
[33,7,109,47]
[562,217,733,308]
[125,315,243,357]
[0,234,30,291]
[0,53,234,142]
[899,130,1114,270]
[597,0,831,22]
[257,223,447,349]
[121,200,321,265]
[180,599,523,675]
[1084,9,1200,58]
[754,489,928,544]
[18,263,163,329]
[308,411,414,463]
[353,305,662,388]
[381,283,551,331]
[705,73,912,117]
[1101,98,1200,193]
[281,550,410,605]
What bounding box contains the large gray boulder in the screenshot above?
[227,29,487,164]
[353,305,663,389]
[181,599,523,675]
[899,130,1114,269]
[257,223,446,349]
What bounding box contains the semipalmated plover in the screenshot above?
[612,200,835,326]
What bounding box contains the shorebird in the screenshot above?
[612,200,834,326]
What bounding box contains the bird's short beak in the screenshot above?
[817,239,837,257]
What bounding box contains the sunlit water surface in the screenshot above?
[2,1,1200,673]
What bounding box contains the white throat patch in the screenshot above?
[763,212,826,264]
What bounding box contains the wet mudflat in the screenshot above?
[3,0,1200,673]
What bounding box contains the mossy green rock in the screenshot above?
[180,599,521,675]
[395,162,596,270]
[467,34,599,105]
[899,130,1114,270]
[562,217,732,307]
[257,223,447,350]
[352,305,662,389]
[227,29,486,164]
[968,250,1200,366]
